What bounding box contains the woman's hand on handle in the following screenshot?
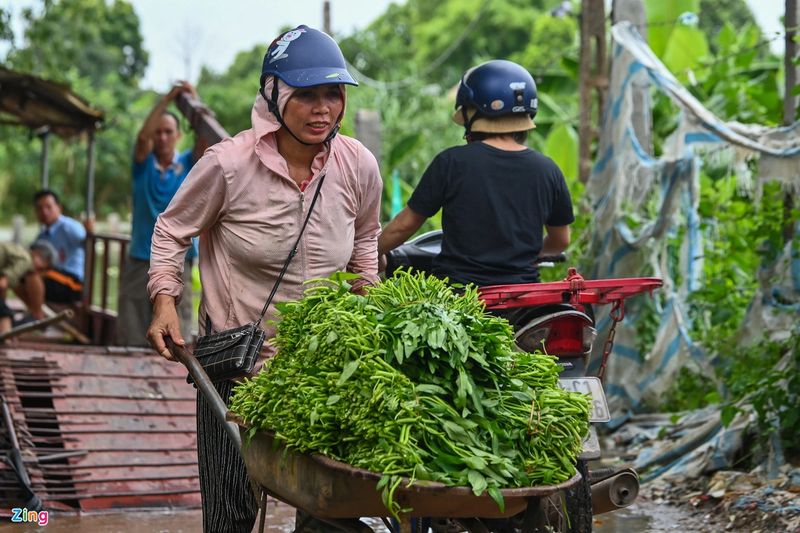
[146,294,184,362]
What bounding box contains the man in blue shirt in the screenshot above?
[33,190,93,295]
[117,81,207,346]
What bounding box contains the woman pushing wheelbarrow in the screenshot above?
[146,24,382,533]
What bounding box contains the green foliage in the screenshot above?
[7,0,148,87]
[0,0,153,222]
[720,333,800,455]
[0,7,13,44]
[686,22,782,126]
[511,15,578,74]
[543,123,578,181]
[661,18,710,74]
[697,0,759,55]
[689,179,787,346]
[656,366,717,413]
[645,0,701,58]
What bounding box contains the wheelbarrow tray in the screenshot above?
[228,413,581,519]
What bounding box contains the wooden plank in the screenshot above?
[174,93,230,146]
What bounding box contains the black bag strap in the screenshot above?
[255,174,326,327]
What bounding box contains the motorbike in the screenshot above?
[385,230,662,533]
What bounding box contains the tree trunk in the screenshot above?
[785,0,798,126]
[579,0,607,183]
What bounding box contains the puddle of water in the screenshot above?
[594,505,651,532]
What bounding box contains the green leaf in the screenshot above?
[717,23,736,51]
[721,405,738,428]
[544,123,579,181]
[560,56,579,80]
[537,91,572,122]
[337,360,360,386]
[326,395,341,406]
[442,420,473,445]
[376,475,391,490]
[329,271,362,281]
[661,24,710,74]
[307,335,319,356]
[387,132,423,168]
[704,391,722,405]
[645,0,700,57]
[464,456,487,470]
[326,330,339,345]
[791,84,800,96]
[467,469,488,497]
[487,486,505,514]
[415,384,448,395]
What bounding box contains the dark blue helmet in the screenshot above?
[455,60,538,131]
[260,25,358,89]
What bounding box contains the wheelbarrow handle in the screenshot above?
[164,336,242,451]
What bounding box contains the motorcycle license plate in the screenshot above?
[558,377,611,423]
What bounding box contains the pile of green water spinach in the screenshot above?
[229,270,590,515]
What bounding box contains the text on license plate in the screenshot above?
[557,377,611,423]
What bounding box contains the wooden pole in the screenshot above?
[612,0,651,154]
[40,131,50,189]
[785,0,799,126]
[785,0,799,244]
[86,131,96,219]
[324,1,332,37]
[0,309,73,342]
[579,0,607,183]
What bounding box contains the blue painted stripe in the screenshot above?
[606,243,635,276]
[685,132,722,144]
[604,384,642,411]
[612,63,647,119]
[637,334,681,392]
[612,343,642,362]
[593,145,614,175]
[627,127,658,166]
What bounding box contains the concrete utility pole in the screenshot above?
[355,110,382,167]
[578,0,608,183]
[612,0,651,155]
[324,1,332,37]
[785,0,799,126]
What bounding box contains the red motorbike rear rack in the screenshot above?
[479,276,663,310]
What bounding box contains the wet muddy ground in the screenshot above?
[0,498,710,533]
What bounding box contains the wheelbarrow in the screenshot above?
[165,337,584,533]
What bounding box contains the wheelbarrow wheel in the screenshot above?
[564,460,592,533]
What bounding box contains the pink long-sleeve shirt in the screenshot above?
[147,81,382,370]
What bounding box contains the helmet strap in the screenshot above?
[462,106,480,143]
[260,75,340,147]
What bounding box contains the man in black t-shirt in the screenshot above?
[378,60,574,287]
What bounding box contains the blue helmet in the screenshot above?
[259,25,357,146]
[260,25,358,89]
[454,60,538,133]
